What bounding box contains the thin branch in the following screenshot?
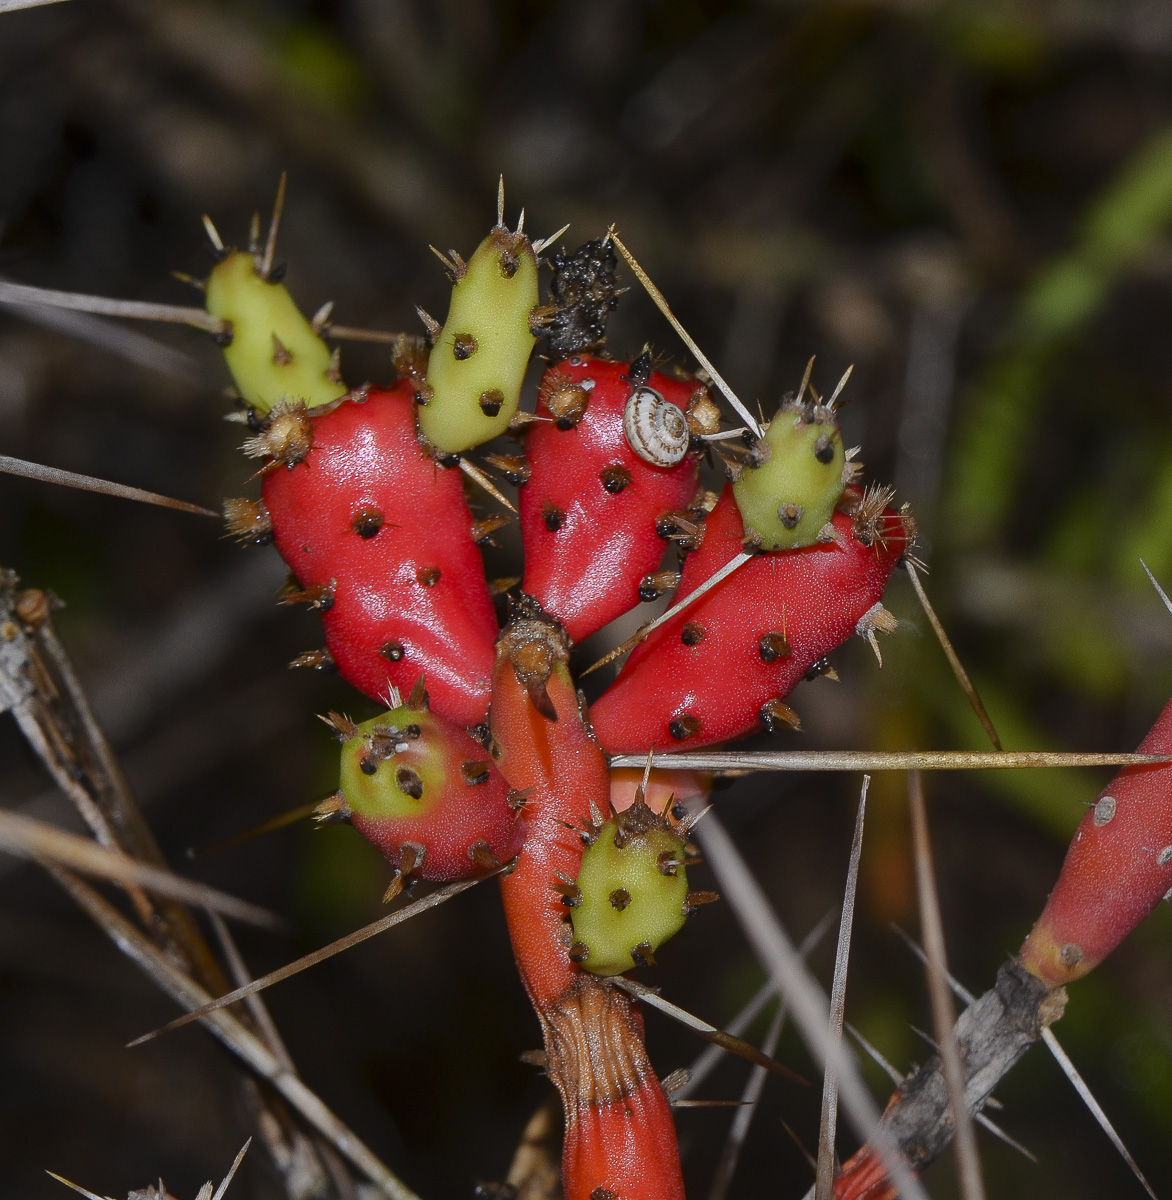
[49,865,419,1200]
[706,998,788,1200]
[0,454,219,518]
[610,976,806,1086]
[583,552,753,676]
[43,1173,110,1200]
[607,229,763,437]
[1039,1028,1158,1200]
[815,777,869,1200]
[675,910,836,1101]
[1140,558,1172,620]
[905,560,1002,750]
[909,772,985,1200]
[608,749,1170,772]
[0,807,284,930]
[0,0,71,10]
[0,280,224,331]
[210,1140,252,1200]
[129,876,487,1045]
[695,810,929,1200]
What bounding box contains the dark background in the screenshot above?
[2,1,1172,1198]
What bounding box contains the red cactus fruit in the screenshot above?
[590,485,912,755]
[1019,695,1172,987]
[520,354,715,643]
[330,692,524,894]
[245,381,498,726]
[490,600,685,1200]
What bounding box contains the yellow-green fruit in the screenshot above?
[732,407,845,549]
[418,227,538,454]
[570,812,689,976]
[205,251,347,415]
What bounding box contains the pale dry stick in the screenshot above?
[815,777,869,1200]
[130,876,487,1045]
[610,975,806,1085]
[608,749,1171,771]
[674,910,836,1101]
[904,560,1002,750]
[0,280,224,331]
[908,772,985,1200]
[1141,558,1172,619]
[0,806,284,929]
[891,927,1159,1200]
[43,1173,109,1200]
[4,292,202,382]
[209,911,296,1073]
[48,866,420,1200]
[583,551,754,676]
[210,1139,253,1200]
[210,915,360,1200]
[607,228,763,438]
[0,455,219,518]
[459,457,518,515]
[695,810,930,1200]
[0,0,70,11]
[706,996,789,1200]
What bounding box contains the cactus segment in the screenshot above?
[520,356,706,643]
[205,250,347,414]
[590,485,911,755]
[260,381,498,726]
[570,801,690,976]
[339,703,523,882]
[731,401,846,550]
[1019,695,1172,987]
[418,226,539,453]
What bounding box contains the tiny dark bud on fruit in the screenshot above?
[758,631,791,663]
[351,507,384,538]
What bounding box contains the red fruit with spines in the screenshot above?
[590,485,911,755]
[335,697,524,888]
[520,355,706,643]
[260,381,498,726]
[1019,695,1172,987]
[490,602,685,1200]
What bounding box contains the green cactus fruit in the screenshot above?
[205,250,348,415]
[731,397,849,551]
[569,798,691,976]
[417,224,539,454]
[336,698,523,882]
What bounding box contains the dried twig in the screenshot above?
[608,749,1169,771]
[908,772,985,1200]
[814,778,868,1200]
[49,866,420,1200]
[130,876,488,1044]
[0,454,218,517]
[0,807,284,928]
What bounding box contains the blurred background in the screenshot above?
[3,0,1172,1197]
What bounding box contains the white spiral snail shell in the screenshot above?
[623,386,690,467]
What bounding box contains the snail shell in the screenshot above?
[623,386,690,467]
